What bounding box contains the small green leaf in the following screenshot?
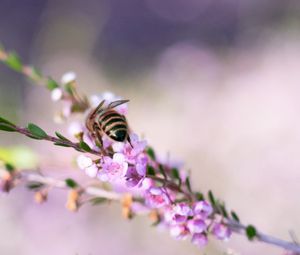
[146,147,156,160]
[27,182,44,190]
[55,131,70,142]
[5,52,22,71]
[171,168,180,179]
[231,211,240,223]
[65,178,78,188]
[147,165,156,176]
[158,164,167,179]
[27,123,47,139]
[0,116,15,126]
[79,141,91,152]
[4,163,15,172]
[219,203,228,218]
[46,78,59,91]
[186,177,192,192]
[195,192,204,201]
[208,190,216,207]
[246,225,257,240]
[89,197,107,206]
[54,142,71,147]
[0,123,16,132]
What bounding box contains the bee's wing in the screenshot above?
[90,100,106,117]
[108,100,129,109]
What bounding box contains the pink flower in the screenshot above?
[113,133,147,164]
[174,203,193,217]
[125,166,145,187]
[98,153,128,182]
[145,187,170,208]
[191,233,208,248]
[193,200,213,218]
[187,219,207,234]
[171,202,193,224]
[212,223,232,241]
[169,225,189,240]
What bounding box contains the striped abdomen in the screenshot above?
[97,110,128,142]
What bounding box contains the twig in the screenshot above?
[15,170,300,253]
[14,126,102,156]
[20,171,121,200]
[228,220,300,253]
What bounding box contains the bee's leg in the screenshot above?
[93,126,103,148]
[127,135,133,148]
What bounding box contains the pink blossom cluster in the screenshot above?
[52,77,232,249]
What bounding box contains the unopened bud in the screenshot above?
[66,189,80,212]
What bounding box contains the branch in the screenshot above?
[8,168,300,253]
[22,171,121,200]
[228,220,300,253]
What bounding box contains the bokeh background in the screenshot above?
[1,0,300,254]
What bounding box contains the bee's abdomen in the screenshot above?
[98,110,128,142]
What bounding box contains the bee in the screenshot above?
[86,99,132,147]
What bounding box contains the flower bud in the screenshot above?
[61,71,76,84]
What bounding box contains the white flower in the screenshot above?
[76,155,93,170]
[89,91,116,108]
[51,88,63,101]
[61,71,76,84]
[89,92,128,115]
[85,164,99,178]
[68,122,83,137]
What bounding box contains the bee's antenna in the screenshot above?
[90,100,105,118]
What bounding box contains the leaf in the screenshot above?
[5,52,22,71]
[55,131,70,142]
[146,147,156,160]
[65,178,78,188]
[46,78,59,91]
[195,192,204,201]
[79,141,91,152]
[27,182,44,190]
[27,123,47,139]
[4,163,15,172]
[231,211,240,223]
[158,164,167,179]
[219,203,228,218]
[54,142,71,147]
[0,116,15,126]
[147,165,156,176]
[186,177,192,193]
[171,168,180,180]
[0,123,16,132]
[171,168,181,186]
[246,225,257,240]
[208,190,216,207]
[89,197,107,206]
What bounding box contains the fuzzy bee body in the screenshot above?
[86,100,131,147]
[97,110,128,142]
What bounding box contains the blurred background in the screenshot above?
[0,0,300,254]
